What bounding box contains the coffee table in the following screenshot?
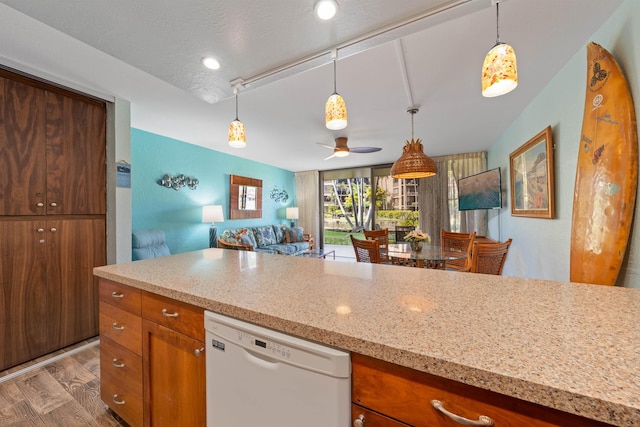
[300,249,336,259]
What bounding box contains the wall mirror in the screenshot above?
[229,174,262,219]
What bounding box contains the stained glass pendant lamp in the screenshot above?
[228,86,246,148]
[481,0,518,97]
[325,50,348,130]
[390,108,437,179]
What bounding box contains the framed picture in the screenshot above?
[509,126,555,218]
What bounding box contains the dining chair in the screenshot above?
[350,235,381,264]
[364,228,390,263]
[468,239,512,275]
[441,230,476,271]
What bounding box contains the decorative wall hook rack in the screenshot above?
[157,174,199,191]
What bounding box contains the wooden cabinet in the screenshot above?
[0,71,106,216]
[0,218,105,369]
[0,220,48,369]
[99,281,206,427]
[0,68,106,371]
[352,353,613,427]
[99,280,143,427]
[141,292,206,427]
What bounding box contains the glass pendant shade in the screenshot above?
[325,93,347,130]
[482,42,518,97]
[391,138,437,179]
[228,119,246,148]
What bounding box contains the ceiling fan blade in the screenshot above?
[349,146,382,153]
[324,153,338,160]
[316,142,335,150]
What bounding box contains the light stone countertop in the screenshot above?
[94,249,640,426]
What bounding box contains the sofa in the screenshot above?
[217,224,313,255]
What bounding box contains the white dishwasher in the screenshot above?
[204,311,351,427]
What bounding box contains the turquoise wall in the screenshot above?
[487,0,640,286]
[131,128,296,256]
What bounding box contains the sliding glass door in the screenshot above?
[320,166,420,255]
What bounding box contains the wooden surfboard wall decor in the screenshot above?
[570,42,638,286]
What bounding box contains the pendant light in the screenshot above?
[481,0,517,97]
[228,84,246,148]
[325,50,348,130]
[391,108,437,179]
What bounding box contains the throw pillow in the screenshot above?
[289,227,304,243]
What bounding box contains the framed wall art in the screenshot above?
[509,126,555,219]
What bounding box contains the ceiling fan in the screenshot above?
[318,137,382,160]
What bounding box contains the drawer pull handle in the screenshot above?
[431,400,494,426]
[162,308,179,318]
[112,358,125,368]
[194,347,205,357]
[112,394,126,405]
[37,202,44,207]
[111,323,125,331]
[353,414,365,426]
[111,291,124,298]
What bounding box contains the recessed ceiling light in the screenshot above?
[314,0,338,20]
[202,57,221,70]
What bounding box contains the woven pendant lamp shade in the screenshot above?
[390,138,437,179]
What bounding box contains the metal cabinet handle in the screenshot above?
[162,308,179,318]
[37,202,44,207]
[111,323,125,331]
[112,394,125,405]
[353,414,365,427]
[50,228,56,232]
[194,347,205,357]
[111,291,124,298]
[50,202,57,207]
[37,228,44,233]
[112,358,125,368]
[431,400,494,426]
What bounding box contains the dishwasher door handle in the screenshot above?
[243,347,280,370]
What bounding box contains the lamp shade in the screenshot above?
[228,119,246,148]
[286,207,299,220]
[325,93,347,130]
[390,139,437,179]
[481,43,518,97]
[202,205,224,224]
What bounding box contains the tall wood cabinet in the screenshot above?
[0,69,106,371]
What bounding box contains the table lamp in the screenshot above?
[286,207,299,228]
[203,205,224,248]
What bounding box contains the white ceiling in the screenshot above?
[0,0,623,172]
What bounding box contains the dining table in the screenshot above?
[388,243,467,269]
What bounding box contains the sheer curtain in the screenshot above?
[295,170,320,244]
[417,157,450,246]
[450,152,487,236]
[417,152,487,245]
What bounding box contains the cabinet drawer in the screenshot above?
[352,404,409,426]
[101,367,143,427]
[99,279,141,314]
[352,353,611,427]
[100,337,142,397]
[99,301,142,355]
[141,292,204,341]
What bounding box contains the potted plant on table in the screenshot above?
[404,230,430,252]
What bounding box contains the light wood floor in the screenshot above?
[0,338,127,426]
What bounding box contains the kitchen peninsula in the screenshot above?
[94,248,640,426]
